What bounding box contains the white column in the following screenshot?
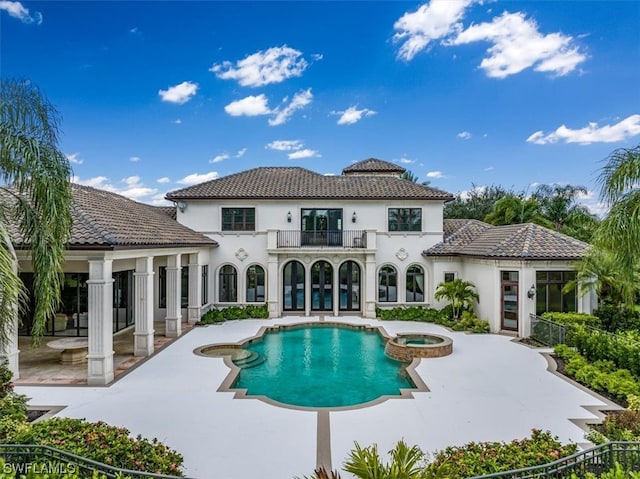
[267,254,279,318]
[0,315,20,379]
[364,253,377,318]
[87,259,114,385]
[188,253,202,324]
[165,254,182,338]
[133,256,155,356]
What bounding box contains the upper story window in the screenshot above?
[222,208,255,231]
[388,208,422,232]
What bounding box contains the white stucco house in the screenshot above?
[1,158,595,384]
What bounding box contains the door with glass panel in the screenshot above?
[301,209,343,246]
[283,261,305,311]
[501,271,519,331]
[311,261,333,311]
[339,261,360,311]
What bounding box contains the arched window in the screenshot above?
[406,265,425,302]
[246,265,265,302]
[378,265,397,302]
[219,265,237,302]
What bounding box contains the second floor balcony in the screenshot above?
[276,230,367,249]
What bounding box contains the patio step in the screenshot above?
[232,351,265,368]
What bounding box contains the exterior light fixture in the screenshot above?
[287,211,292,223]
[527,284,536,299]
[352,211,357,223]
[176,201,187,213]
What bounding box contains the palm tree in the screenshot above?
[444,184,511,220]
[483,194,551,227]
[434,278,480,320]
[594,144,640,306]
[0,79,72,342]
[343,440,427,479]
[532,184,599,242]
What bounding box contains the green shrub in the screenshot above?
[541,312,601,328]
[594,303,640,333]
[3,417,184,476]
[0,362,28,441]
[571,463,640,479]
[569,326,640,378]
[375,306,489,333]
[198,304,269,325]
[424,429,577,478]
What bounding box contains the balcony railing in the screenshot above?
[277,230,367,248]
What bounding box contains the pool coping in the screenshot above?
[193,320,431,413]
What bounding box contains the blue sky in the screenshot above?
[2,1,639,212]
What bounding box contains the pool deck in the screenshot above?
[15,316,619,479]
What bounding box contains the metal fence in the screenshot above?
[0,444,189,479]
[277,230,366,248]
[470,441,640,478]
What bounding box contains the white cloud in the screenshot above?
[527,114,640,145]
[210,153,230,164]
[426,171,445,178]
[393,0,476,61]
[288,149,320,160]
[224,94,272,116]
[66,153,83,165]
[236,147,247,158]
[210,45,308,87]
[129,156,141,162]
[399,157,415,164]
[484,166,494,171]
[269,89,313,126]
[72,175,157,201]
[157,177,171,184]
[173,119,182,125]
[177,172,219,185]
[0,1,42,24]
[150,192,172,207]
[332,106,377,125]
[457,131,472,140]
[450,11,586,78]
[266,140,303,151]
[158,81,198,104]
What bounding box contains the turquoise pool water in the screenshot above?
[232,324,416,408]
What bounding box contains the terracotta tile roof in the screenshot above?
[155,205,177,220]
[342,158,406,175]
[166,166,452,201]
[425,219,587,260]
[3,184,216,250]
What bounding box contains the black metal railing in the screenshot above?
[0,444,189,479]
[470,441,640,478]
[277,230,367,248]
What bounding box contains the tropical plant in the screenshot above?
[434,278,479,320]
[443,184,512,220]
[0,78,72,341]
[594,144,640,306]
[484,194,552,227]
[343,440,428,479]
[401,170,430,186]
[532,184,599,242]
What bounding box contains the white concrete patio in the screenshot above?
[16,316,617,479]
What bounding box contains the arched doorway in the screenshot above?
[311,260,333,311]
[283,261,305,311]
[339,261,361,311]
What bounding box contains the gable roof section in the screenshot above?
[3,184,216,250]
[342,158,406,175]
[166,166,452,201]
[425,219,587,260]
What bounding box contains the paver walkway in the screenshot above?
[16,316,616,479]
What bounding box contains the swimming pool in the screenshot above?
[198,323,424,409]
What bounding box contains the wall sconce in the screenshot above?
[287,211,292,223]
[176,201,187,213]
[352,211,357,223]
[527,284,536,299]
